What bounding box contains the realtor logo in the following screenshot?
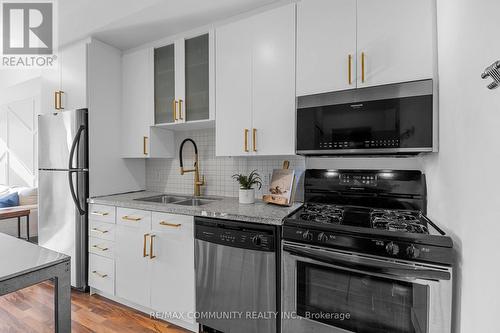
[2,2,53,54]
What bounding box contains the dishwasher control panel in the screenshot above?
[195,219,276,252]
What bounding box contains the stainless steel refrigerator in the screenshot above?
[38,109,88,290]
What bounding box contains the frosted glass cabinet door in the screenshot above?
[185,34,209,122]
[154,44,176,124]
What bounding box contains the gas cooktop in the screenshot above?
[295,203,429,234]
[283,169,454,265]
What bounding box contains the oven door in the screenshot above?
[282,242,452,333]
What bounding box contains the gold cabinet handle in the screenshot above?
[361,52,366,83]
[54,91,59,110]
[348,54,352,85]
[143,233,150,257]
[92,270,108,278]
[59,91,64,109]
[91,227,108,234]
[122,215,142,222]
[159,221,181,227]
[172,100,178,121]
[92,244,108,251]
[244,129,249,152]
[252,128,257,152]
[91,211,109,216]
[149,234,156,259]
[143,136,148,156]
[178,99,183,120]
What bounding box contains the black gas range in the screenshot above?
[282,169,454,333]
[283,169,453,265]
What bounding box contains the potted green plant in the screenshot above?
[232,170,262,204]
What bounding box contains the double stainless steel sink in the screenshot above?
[134,194,221,207]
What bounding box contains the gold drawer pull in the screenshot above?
[178,99,184,120]
[92,244,108,251]
[252,128,257,152]
[172,99,178,121]
[244,129,249,152]
[159,221,181,227]
[91,228,108,234]
[143,233,150,257]
[122,215,142,222]
[92,271,108,278]
[91,211,109,216]
[149,234,156,259]
[348,54,352,85]
[361,52,366,83]
[143,136,148,155]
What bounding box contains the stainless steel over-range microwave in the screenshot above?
[296,80,437,155]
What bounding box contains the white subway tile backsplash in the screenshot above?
[146,128,305,200]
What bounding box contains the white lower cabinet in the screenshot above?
[150,213,196,326]
[91,206,196,332]
[88,204,117,296]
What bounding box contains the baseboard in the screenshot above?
[89,288,199,332]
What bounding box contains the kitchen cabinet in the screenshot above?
[88,204,116,296]
[121,48,174,158]
[115,208,152,307]
[356,0,434,87]
[154,32,215,128]
[296,0,357,96]
[216,4,296,156]
[41,40,87,113]
[150,212,195,326]
[296,0,435,95]
[91,206,196,332]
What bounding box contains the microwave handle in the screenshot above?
[283,244,451,281]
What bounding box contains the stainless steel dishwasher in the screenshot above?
[195,217,278,333]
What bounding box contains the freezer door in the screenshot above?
[38,170,88,289]
[38,109,88,170]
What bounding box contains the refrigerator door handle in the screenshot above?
[69,171,85,215]
[68,125,85,170]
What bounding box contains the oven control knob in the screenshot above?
[318,232,329,243]
[385,242,400,256]
[302,231,313,241]
[406,244,421,259]
[251,235,263,246]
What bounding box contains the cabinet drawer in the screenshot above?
[116,207,151,229]
[89,204,116,224]
[89,220,115,241]
[89,237,114,259]
[152,212,193,237]
[89,254,114,295]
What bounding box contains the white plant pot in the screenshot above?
[239,188,255,204]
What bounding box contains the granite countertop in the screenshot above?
[0,233,69,282]
[89,191,302,225]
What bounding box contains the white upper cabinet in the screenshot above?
[357,0,434,87]
[215,15,253,156]
[121,48,174,158]
[60,42,88,110]
[41,40,88,113]
[296,0,357,96]
[216,4,296,156]
[251,4,296,156]
[154,32,214,128]
[296,0,435,95]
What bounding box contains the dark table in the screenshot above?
[0,233,71,332]
[0,208,31,241]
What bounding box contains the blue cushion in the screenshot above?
[0,192,19,208]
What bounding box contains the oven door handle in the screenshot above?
[283,244,451,281]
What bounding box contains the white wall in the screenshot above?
[422,0,500,331]
[0,78,41,187]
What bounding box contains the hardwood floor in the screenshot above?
[0,281,191,333]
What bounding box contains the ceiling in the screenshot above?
[59,0,282,50]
